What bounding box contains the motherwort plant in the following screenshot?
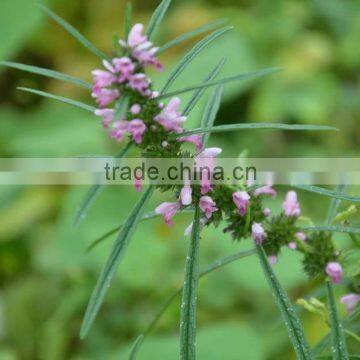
[2,1,359,359]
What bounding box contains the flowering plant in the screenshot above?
[2,1,359,359]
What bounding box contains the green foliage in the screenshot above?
[80,186,155,338]
[146,0,172,40]
[180,205,201,360]
[256,244,312,359]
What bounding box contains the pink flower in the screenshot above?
[155,97,187,133]
[232,191,250,216]
[131,104,141,114]
[92,88,120,108]
[268,255,278,265]
[92,69,117,88]
[94,108,114,128]
[127,23,147,48]
[134,177,142,192]
[195,147,222,195]
[254,185,277,198]
[263,208,271,217]
[325,262,343,284]
[128,73,151,95]
[282,191,301,217]
[288,242,297,250]
[102,59,116,73]
[128,119,146,144]
[295,232,306,242]
[110,120,128,142]
[199,196,218,219]
[180,176,192,206]
[133,45,163,71]
[178,134,203,150]
[155,201,181,227]
[252,222,266,244]
[340,293,360,313]
[112,57,136,82]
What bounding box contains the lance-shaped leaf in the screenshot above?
[312,306,360,356]
[157,18,228,55]
[327,185,347,224]
[159,67,280,99]
[295,185,360,203]
[256,244,312,359]
[0,61,92,89]
[17,87,95,112]
[128,247,257,359]
[302,225,360,235]
[38,4,110,60]
[179,205,201,360]
[146,0,172,40]
[170,123,338,138]
[182,58,225,116]
[80,185,155,338]
[161,26,232,94]
[200,85,224,146]
[124,2,132,38]
[326,281,349,360]
[74,143,133,227]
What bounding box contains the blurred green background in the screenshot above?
[0,0,359,359]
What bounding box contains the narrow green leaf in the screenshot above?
[85,208,194,253]
[171,123,338,138]
[161,27,232,94]
[182,58,225,116]
[302,225,360,235]
[128,335,144,360]
[74,143,133,228]
[0,61,92,89]
[146,0,172,40]
[158,67,281,99]
[157,18,228,55]
[180,205,201,360]
[295,186,360,203]
[128,248,256,359]
[80,185,155,339]
[256,244,312,359]
[327,185,347,225]
[326,281,349,359]
[201,85,224,146]
[17,87,95,112]
[312,307,360,356]
[124,2,132,38]
[37,4,110,60]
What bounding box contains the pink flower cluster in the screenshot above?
[92,24,165,144]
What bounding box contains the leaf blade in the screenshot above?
[124,2,132,39]
[160,26,232,94]
[80,185,155,339]
[17,87,95,112]
[182,58,225,116]
[201,85,224,146]
[171,123,338,138]
[74,143,133,228]
[256,244,312,359]
[295,185,360,203]
[146,0,172,40]
[158,67,281,99]
[302,225,360,235]
[0,61,92,89]
[157,19,228,55]
[180,205,201,360]
[38,4,110,60]
[326,281,349,360]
